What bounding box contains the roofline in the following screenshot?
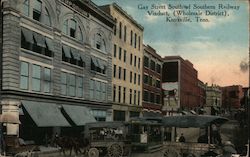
[101,3,144,31]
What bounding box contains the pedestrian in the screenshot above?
[179,133,186,142]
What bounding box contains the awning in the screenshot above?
[21,28,34,44]
[62,45,71,58]
[22,100,70,127]
[45,37,54,52]
[98,59,105,70]
[70,48,81,60]
[62,105,96,126]
[33,32,45,47]
[91,57,99,67]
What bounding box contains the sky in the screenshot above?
[93,0,249,87]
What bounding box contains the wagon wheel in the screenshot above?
[88,147,99,157]
[163,148,180,157]
[107,143,123,157]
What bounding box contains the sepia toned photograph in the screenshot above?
[0,0,249,157]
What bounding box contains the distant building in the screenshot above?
[205,84,222,115]
[142,45,163,117]
[100,3,144,121]
[162,56,199,115]
[198,80,206,113]
[221,85,244,110]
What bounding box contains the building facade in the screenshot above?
[221,85,244,110]
[162,56,199,115]
[142,45,163,117]
[0,0,114,144]
[198,80,206,112]
[205,84,222,115]
[100,3,144,121]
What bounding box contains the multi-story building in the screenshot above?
[0,0,114,144]
[142,45,163,117]
[162,56,199,115]
[100,3,144,121]
[221,85,244,110]
[205,84,222,115]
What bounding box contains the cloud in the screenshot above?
[240,58,249,73]
[146,40,248,86]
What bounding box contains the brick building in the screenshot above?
[221,85,244,110]
[0,0,114,145]
[162,56,199,115]
[142,45,163,117]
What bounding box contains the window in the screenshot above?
[96,81,101,100]
[138,58,141,69]
[119,47,122,60]
[61,72,67,95]
[119,22,122,39]
[123,87,126,103]
[149,76,152,86]
[130,89,132,104]
[113,64,116,78]
[138,36,141,50]
[114,18,117,36]
[143,90,149,101]
[118,86,121,103]
[114,44,117,57]
[44,8,51,26]
[156,95,161,104]
[22,0,29,16]
[156,80,161,88]
[118,67,122,79]
[123,50,126,62]
[138,91,140,105]
[150,60,156,71]
[62,19,84,42]
[70,19,77,38]
[96,33,102,50]
[130,30,133,46]
[130,71,132,83]
[134,73,136,84]
[134,56,137,67]
[144,74,148,84]
[123,69,126,81]
[33,0,42,21]
[134,90,137,105]
[134,33,137,48]
[124,26,127,42]
[156,64,161,73]
[150,93,155,103]
[130,54,133,65]
[69,74,76,97]
[32,64,41,91]
[44,68,51,93]
[90,79,94,99]
[113,85,116,102]
[101,83,106,101]
[76,76,83,97]
[138,75,140,85]
[20,62,29,90]
[144,56,149,67]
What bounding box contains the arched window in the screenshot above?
[62,18,84,42]
[22,0,30,16]
[95,33,106,52]
[33,0,42,21]
[44,8,51,26]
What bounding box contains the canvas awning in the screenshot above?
[62,45,71,58]
[21,100,70,127]
[45,37,54,52]
[62,105,96,126]
[21,28,34,44]
[91,57,99,67]
[33,32,45,47]
[70,48,81,60]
